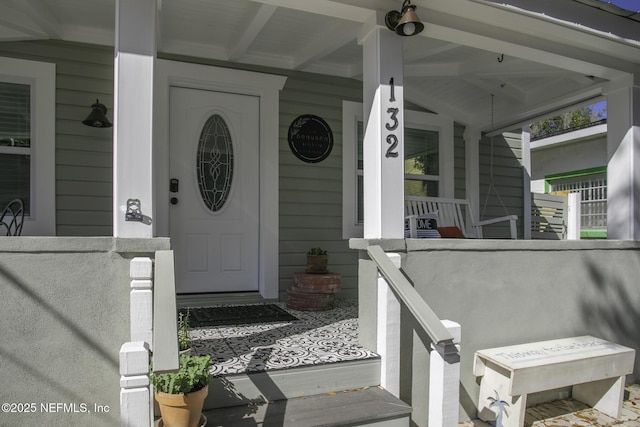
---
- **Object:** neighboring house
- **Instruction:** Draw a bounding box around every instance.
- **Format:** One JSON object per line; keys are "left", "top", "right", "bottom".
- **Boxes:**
{"left": 530, "top": 121, "right": 608, "bottom": 239}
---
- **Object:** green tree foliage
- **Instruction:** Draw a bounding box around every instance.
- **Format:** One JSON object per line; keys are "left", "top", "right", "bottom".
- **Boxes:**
{"left": 530, "top": 106, "right": 605, "bottom": 139}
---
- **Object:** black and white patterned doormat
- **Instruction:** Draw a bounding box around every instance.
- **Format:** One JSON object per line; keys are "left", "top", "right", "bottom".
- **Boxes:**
{"left": 180, "top": 304, "right": 298, "bottom": 328}
{"left": 188, "top": 300, "right": 379, "bottom": 375}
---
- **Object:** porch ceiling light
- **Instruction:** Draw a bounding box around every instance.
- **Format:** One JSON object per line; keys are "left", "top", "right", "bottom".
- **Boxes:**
{"left": 82, "top": 99, "right": 112, "bottom": 128}
{"left": 385, "top": 0, "right": 424, "bottom": 37}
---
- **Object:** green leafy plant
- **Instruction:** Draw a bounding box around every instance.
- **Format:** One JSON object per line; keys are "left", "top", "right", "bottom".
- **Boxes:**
{"left": 307, "top": 247, "right": 327, "bottom": 256}
{"left": 178, "top": 309, "right": 191, "bottom": 351}
{"left": 150, "top": 354, "right": 212, "bottom": 395}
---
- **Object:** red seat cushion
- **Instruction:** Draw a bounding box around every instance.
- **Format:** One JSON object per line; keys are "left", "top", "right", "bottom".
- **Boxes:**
{"left": 437, "top": 226, "right": 465, "bottom": 238}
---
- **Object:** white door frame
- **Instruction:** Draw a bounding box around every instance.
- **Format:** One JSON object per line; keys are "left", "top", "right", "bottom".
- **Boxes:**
{"left": 154, "top": 60, "right": 287, "bottom": 299}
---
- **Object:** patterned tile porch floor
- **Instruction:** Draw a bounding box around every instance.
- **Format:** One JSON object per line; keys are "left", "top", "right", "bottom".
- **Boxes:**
{"left": 459, "top": 384, "right": 640, "bottom": 427}
{"left": 187, "top": 299, "right": 639, "bottom": 427}
{"left": 187, "top": 299, "right": 379, "bottom": 376}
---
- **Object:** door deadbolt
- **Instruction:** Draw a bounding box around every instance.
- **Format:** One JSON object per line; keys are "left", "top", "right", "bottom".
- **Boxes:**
{"left": 170, "top": 197, "right": 178, "bottom": 205}
{"left": 170, "top": 178, "right": 179, "bottom": 193}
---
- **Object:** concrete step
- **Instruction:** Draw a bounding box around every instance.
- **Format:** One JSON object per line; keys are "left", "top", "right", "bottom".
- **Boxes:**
{"left": 203, "top": 386, "right": 411, "bottom": 427}
{"left": 205, "top": 358, "right": 381, "bottom": 410}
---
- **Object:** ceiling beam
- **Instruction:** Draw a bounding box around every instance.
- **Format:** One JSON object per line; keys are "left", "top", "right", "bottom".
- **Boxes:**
{"left": 404, "top": 62, "right": 458, "bottom": 78}
{"left": 417, "top": 9, "right": 631, "bottom": 81}
{"left": 10, "top": 0, "right": 62, "bottom": 39}
{"left": 0, "top": 4, "right": 48, "bottom": 40}
{"left": 250, "top": 0, "right": 374, "bottom": 23}
{"left": 228, "top": 4, "right": 278, "bottom": 62}
{"left": 458, "top": 54, "right": 571, "bottom": 79}
{"left": 293, "top": 27, "right": 357, "bottom": 70}
{"left": 414, "top": 0, "right": 637, "bottom": 78}
{"left": 463, "top": 76, "right": 527, "bottom": 104}
{"left": 402, "top": 41, "right": 460, "bottom": 63}
{"left": 405, "top": 87, "right": 475, "bottom": 125}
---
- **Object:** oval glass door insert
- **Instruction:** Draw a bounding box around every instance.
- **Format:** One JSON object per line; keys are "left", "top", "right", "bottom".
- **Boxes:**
{"left": 197, "top": 114, "right": 234, "bottom": 212}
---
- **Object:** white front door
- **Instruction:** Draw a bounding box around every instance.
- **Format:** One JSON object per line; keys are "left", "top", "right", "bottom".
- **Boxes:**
{"left": 169, "top": 87, "right": 260, "bottom": 293}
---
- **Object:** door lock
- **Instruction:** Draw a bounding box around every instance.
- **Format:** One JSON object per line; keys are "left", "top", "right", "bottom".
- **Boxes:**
{"left": 170, "top": 197, "right": 178, "bottom": 205}
{"left": 170, "top": 178, "right": 179, "bottom": 193}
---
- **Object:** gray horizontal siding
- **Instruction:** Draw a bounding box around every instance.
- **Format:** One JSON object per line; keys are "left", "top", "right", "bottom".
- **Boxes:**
{"left": 278, "top": 70, "right": 362, "bottom": 299}
{"left": 454, "top": 123, "right": 466, "bottom": 199}
{"left": 0, "top": 40, "right": 114, "bottom": 236}
{"left": 478, "top": 131, "right": 524, "bottom": 238}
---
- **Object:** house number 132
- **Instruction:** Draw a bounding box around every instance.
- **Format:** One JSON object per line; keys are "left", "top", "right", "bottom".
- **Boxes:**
{"left": 385, "top": 78, "right": 399, "bottom": 158}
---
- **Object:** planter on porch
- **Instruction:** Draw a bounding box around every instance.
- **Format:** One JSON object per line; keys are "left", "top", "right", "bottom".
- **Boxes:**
{"left": 151, "top": 354, "right": 212, "bottom": 427}
{"left": 155, "top": 387, "right": 208, "bottom": 427}
{"left": 305, "top": 247, "right": 328, "bottom": 274}
{"left": 178, "top": 309, "right": 192, "bottom": 356}
{"left": 288, "top": 248, "right": 341, "bottom": 311}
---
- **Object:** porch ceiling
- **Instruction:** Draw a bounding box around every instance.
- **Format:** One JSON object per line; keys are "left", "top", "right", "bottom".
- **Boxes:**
{"left": 1, "top": 0, "right": 638, "bottom": 131}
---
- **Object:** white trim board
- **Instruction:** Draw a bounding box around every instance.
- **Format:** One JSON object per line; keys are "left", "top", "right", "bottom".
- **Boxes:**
{"left": 0, "top": 57, "right": 56, "bottom": 235}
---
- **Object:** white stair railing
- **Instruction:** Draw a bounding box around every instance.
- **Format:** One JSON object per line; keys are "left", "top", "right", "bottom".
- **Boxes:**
{"left": 367, "top": 245, "right": 461, "bottom": 427}
{"left": 120, "top": 251, "right": 179, "bottom": 427}
{"left": 120, "top": 256, "right": 154, "bottom": 427}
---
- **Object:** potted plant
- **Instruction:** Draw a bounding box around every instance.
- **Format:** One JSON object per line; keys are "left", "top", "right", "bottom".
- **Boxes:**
{"left": 306, "top": 247, "right": 328, "bottom": 273}
{"left": 151, "top": 354, "right": 212, "bottom": 427}
{"left": 178, "top": 309, "right": 191, "bottom": 355}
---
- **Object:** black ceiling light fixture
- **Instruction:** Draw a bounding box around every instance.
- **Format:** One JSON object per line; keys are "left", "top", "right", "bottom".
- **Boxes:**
{"left": 385, "top": 0, "right": 424, "bottom": 37}
{"left": 82, "top": 99, "right": 112, "bottom": 128}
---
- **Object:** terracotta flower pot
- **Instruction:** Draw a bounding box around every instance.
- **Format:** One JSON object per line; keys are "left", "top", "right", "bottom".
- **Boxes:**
{"left": 306, "top": 255, "right": 328, "bottom": 273}
{"left": 155, "top": 385, "right": 208, "bottom": 427}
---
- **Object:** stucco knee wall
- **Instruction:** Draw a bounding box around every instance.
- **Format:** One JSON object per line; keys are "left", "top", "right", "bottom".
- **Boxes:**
{"left": 405, "top": 239, "right": 640, "bottom": 420}
{"left": 0, "top": 237, "right": 169, "bottom": 427}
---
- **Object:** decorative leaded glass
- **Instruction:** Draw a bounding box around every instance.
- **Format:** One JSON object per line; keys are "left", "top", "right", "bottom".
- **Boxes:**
{"left": 197, "top": 114, "right": 234, "bottom": 212}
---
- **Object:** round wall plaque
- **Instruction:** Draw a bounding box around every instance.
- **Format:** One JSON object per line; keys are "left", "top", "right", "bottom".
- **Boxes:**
{"left": 287, "top": 114, "right": 333, "bottom": 163}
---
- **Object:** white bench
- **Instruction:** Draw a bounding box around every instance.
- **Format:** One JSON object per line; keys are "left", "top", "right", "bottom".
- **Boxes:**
{"left": 405, "top": 196, "right": 518, "bottom": 239}
{"left": 473, "top": 336, "right": 635, "bottom": 427}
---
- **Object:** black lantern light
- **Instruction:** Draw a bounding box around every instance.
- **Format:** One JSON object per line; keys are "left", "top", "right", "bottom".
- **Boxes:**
{"left": 82, "top": 99, "right": 112, "bottom": 128}
{"left": 385, "top": 0, "right": 424, "bottom": 37}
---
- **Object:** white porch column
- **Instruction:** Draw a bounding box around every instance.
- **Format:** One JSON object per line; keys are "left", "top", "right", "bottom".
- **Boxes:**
{"left": 464, "top": 128, "right": 481, "bottom": 223}
{"left": 359, "top": 15, "right": 405, "bottom": 238}
{"left": 521, "top": 127, "right": 532, "bottom": 240}
{"left": 113, "top": 0, "right": 157, "bottom": 237}
{"left": 606, "top": 74, "right": 640, "bottom": 240}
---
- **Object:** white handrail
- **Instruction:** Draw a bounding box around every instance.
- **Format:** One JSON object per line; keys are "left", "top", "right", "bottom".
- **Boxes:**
{"left": 152, "top": 250, "right": 180, "bottom": 372}
{"left": 366, "top": 245, "right": 460, "bottom": 427}
{"left": 367, "top": 245, "right": 454, "bottom": 346}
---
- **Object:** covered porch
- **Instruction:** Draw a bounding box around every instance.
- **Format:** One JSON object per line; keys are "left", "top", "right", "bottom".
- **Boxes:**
{"left": 1, "top": 1, "right": 640, "bottom": 426}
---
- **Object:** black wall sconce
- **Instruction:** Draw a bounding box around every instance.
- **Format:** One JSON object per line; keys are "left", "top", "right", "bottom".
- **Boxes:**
{"left": 82, "top": 99, "right": 112, "bottom": 128}
{"left": 385, "top": 0, "right": 424, "bottom": 36}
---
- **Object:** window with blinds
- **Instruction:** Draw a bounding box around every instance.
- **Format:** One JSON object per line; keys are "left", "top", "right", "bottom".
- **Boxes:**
{"left": 0, "top": 82, "right": 31, "bottom": 215}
